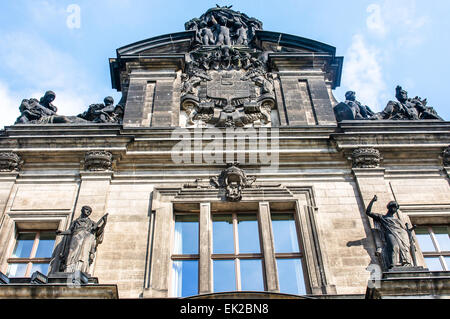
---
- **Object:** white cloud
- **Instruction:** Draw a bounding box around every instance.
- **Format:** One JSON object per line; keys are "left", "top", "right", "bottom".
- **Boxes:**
{"left": 0, "top": 31, "right": 103, "bottom": 128}
{"left": 366, "top": 0, "right": 429, "bottom": 43}
{"left": 342, "top": 34, "right": 388, "bottom": 112}
{"left": 0, "top": 82, "right": 20, "bottom": 129}
{"left": 366, "top": 4, "right": 387, "bottom": 37}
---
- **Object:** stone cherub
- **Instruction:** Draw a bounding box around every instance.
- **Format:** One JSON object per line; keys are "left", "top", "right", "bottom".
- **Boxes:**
{"left": 365, "top": 195, "right": 416, "bottom": 270}
{"left": 55, "top": 206, "right": 108, "bottom": 274}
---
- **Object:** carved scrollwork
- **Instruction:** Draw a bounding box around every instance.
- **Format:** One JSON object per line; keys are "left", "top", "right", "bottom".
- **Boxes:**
{"left": 443, "top": 146, "right": 450, "bottom": 167}
{"left": 84, "top": 151, "right": 113, "bottom": 172}
{"left": 0, "top": 152, "right": 23, "bottom": 172}
{"left": 181, "top": 47, "right": 276, "bottom": 128}
{"left": 185, "top": 6, "right": 263, "bottom": 47}
{"left": 351, "top": 148, "right": 382, "bottom": 169}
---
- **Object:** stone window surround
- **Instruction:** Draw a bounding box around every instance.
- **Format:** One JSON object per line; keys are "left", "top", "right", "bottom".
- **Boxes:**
{"left": 403, "top": 207, "right": 450, "bottom": 270}
{"left": 143, "top": 185, "right": 337, "bottom": 298}
{"left": 171, "top": 208, "right": 305, "bottom": 296}
{"left": 0, "top": 214, "right": 69, "bottom": 276}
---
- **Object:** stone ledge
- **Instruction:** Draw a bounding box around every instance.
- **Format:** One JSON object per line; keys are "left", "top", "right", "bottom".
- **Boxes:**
{"left": 366, "top": 271, "right": 450, "bottom": 299}
{"left": 0, "top": 284, "right": 118, "bottom": 299}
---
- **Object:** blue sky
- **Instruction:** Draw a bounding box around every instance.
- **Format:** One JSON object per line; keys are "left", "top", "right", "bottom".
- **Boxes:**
{"left": 0, "top": 0, "right": 449, "bottom": 128}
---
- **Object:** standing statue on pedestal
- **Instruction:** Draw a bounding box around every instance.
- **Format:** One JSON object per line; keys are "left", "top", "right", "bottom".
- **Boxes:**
{"left": 365, "top": 195, "right": 414, "bottom": 270}
{"left": 56, "top": 206, "right": 108, "bottom": 274}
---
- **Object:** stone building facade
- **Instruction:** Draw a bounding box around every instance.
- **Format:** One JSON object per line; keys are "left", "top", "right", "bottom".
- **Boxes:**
{"left": 0, "top": 7, "right": 449, "bottom": 299}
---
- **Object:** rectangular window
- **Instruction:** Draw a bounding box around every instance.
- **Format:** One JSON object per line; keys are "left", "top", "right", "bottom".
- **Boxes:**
{"left": 7, "top": 231, "right": 56, "bottom": 277}
{"left": 212, "top": 213, "right": 264, "bottom": 292}
{"left": 171, "top": 214, "right": 199, "bottom": 297}
{"left": 415, "top": 225, "right": 450, "bottom": 271}
{"left": 272, "top": 213, "right": 307, "bottom": 295}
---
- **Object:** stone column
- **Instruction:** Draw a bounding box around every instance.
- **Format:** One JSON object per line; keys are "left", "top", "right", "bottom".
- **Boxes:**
{"left": 199, "top": 202, "right": 212, "bottom": 294}
{"left": 0, "top": 172, "right": 19, "bottom": 269}
{"left": 146, "top": 201, "right": 173, "bottom": 298}
{"left": 258, "top": 202, "right": 279, "bottom": 292}
{"left": 0, "top": 172, "right": 19, "bottom": 225}
{"left": 122, "top": 70, "right": 180, "bottom": 128}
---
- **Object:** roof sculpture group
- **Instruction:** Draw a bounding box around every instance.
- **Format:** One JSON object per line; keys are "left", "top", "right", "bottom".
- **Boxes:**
{"left": 334, "top": 86, "right": 443, "bottom": 122}
{"left": 10, "top": 6, "right": 445, "bottom": 126}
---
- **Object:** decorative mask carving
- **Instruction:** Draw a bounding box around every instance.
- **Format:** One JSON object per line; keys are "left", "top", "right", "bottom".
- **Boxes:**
{"left": 211, "top": 162, "right": 256, "bottom": 201}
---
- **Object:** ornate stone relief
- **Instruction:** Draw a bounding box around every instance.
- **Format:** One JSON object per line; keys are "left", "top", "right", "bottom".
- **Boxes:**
{"left": 0, "top": 152, "right": 23, "bottom": 172}
{"left": 181, "top": 46, "right": 276, "bottom": 128}
{"left": 185, "top": 5, "right": 263, "bottom": 47}
{"left": 210, "top": 162, "right": 256, "bottom": 201}
{"left": 351, "top": 148, "right": 382, "bottom": 169}
{"left": 84, "top": 151, "right": 113, "bottom": 171}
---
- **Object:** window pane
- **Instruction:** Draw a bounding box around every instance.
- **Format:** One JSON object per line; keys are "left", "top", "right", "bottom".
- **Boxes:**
{"left": 424, "top": 257, "right": 444, "bottom": 271}
{"left": 35, "top": 233, "right": 56, "bottom": 258}
{"left": 272, "top": 214, "right": 300, "bottom": 253}
{"left": 432, "top": 227, "right": 450, "bottom": 251}
{"left": 213, "top": 260, "right": 236, "bottom": 292}
{"left": 172, "top": 260, "right": 198, "bottom": 297}
{"left": 415, "top": 228, "right": 436, "bottom": 252}
{"left": 7, "top": 263, "right": 28, "bottom": 277}
{"left": 213, "top": 215, "right": 234, "bottom": 254}
{"left": 277, "top": 259, "right": 307, "bottom": 295}
{"left": 445, "top": 257, "right": 450, "bottom": 271}
{"left": 237, "top": 214, "right": 260, "bottom": 254}
{"left": 30, "top": 263, "right": 50, "bottom": 276}
{"left": 174, "top": 215, "right": 199, "bottom": 255}
{"left": 240, "top": 259, "right": 264, "bottom": 291}
{"left": 12, "top": 233, "right": 36, "bottom": 258}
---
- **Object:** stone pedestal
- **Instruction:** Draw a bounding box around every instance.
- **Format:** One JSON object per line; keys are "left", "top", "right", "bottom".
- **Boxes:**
{"left": 366, "top": 270, "right": 450, "bottom": 299}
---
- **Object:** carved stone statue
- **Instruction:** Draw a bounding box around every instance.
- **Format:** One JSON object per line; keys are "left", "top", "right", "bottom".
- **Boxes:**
{"left": 56, "top": 206, "right": 108, "bottom": 274}
{"left": 15, "top": 91, "right": 88, "bottom": 125}
{"left": 78, "top": 97, "right": 124, "bottom": 124}
{"left": 185, "top": 6, "right": 263, "bottom": 47}
{"left": 334, "top": 91, "right": 375, "bottom": 122}
{"left": 372, "top": 86, "right": 443, "bottom": 121}
{"left": 366, "top": 195, "right": 414, "bottom": 270}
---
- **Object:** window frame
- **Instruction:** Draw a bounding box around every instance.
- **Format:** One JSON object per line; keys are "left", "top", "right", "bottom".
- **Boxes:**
{"left": 7, "top": 230, "right": 56, "bottom": 277}
{"left": 169, "top": 205, "right": 312, "bottom": 296}
{"left": 210, "top": 211, "right": 266, "bottom": 292}
{"left": 170, "top": 212, "right": 201, "bottom": 297}
{"left": 414, "top": 224, "right": 450, "bottom": 271}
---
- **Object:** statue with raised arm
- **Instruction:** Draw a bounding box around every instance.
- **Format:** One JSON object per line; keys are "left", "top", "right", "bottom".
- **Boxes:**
{"left": 372, "top": 86, "right": 443, "bottom": 121}
{"left": 365, "top": 195, "right": 413, "bottom": 269}
{"left": 56, "top": 206, "right": 108, "bottom": 274}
